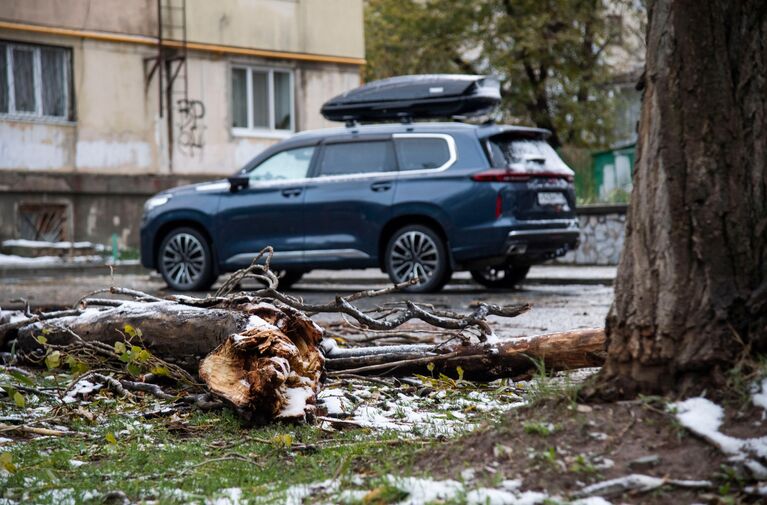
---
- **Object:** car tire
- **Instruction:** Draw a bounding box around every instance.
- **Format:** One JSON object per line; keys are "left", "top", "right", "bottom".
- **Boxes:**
{"left": 385, "top": 225, "right": 452, "bottom": 293}
{"left": 277, "top": 270, "right": 304, "bottom": 290}
{"left": 470, "top": 264, "right": 530, "bottom": 289}
{"left": 158, "top": 227, "right": 217, "bottom": 291}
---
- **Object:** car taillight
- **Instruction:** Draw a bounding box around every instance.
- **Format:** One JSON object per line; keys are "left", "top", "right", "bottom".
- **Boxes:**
{"left": 495, "top": 192, "right": 503, "bottom": 219}
{"left": 471, "top": 169, "right": 573, "bottom": 183}
{"left": 471, "top": 169, "right": 530, "bottom": 182}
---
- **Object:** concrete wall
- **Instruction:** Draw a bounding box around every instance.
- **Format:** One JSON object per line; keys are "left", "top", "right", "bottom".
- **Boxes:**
{"left": 0, "top": 0, "right": 364, "bottom": 245}
{"left": 0, "top": 0, "right": 363, "bottom": 176}
{"left": 558, "top": 205, "right": 627, "bottom": 265}
{"left": 1, "top": 0, "right": 364, "bottom": 59}
{"left": 0, "top": 0, "right": 158, "bottom": 36}
{"left": 0, "top": 171, "right": 212, "bottom": 249}
{"left": 185, "top": 0, "right": 364, "bottom": 59}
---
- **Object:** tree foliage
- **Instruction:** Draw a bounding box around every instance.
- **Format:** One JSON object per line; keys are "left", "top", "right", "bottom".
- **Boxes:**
{"left": 365, "top": 0, "right": 643, "bottom": 148}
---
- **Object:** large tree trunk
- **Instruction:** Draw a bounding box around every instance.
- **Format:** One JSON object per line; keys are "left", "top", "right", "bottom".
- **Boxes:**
{"left": 594, "top": 0, "right": 767, "bottom": 398}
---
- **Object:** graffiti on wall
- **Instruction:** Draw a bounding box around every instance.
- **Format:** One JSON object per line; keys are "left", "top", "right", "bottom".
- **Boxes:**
{"left": 176, "top": 98, "right": 206, "bottom": 156}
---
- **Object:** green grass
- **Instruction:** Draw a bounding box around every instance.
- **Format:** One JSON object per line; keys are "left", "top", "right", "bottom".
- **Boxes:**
{"left": 522, "top": 421, "right": 555, "bottom": 437}
{"left": 1, "top": 408, "right": 433, "bottom": 504}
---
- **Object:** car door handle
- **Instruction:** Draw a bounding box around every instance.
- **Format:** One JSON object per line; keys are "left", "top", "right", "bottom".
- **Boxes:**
{"left": 370, "top": 181, "right": 393, "bottom": 192}
{"left": 281, "top": 188, "right": 302, "bottom": 198}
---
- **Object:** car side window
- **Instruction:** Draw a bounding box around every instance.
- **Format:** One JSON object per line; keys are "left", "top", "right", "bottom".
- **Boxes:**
{"left": 247, "top": 146, "right": 315, "bottom": 182}
{"left": 318, "top": 141, "right": 396, "bottom": 177}
{"left": 394, "top": 137, "right": 451, "bottom": 171}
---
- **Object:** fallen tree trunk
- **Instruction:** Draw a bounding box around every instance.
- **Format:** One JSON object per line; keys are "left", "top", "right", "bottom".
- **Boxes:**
{"left": 0, "top": 249, "right": 605, "bottom": 422}
{"left": 323, "top": 328, "right": 606, "bottom": 380}
{"left": 14, "top": 301, "right": 247, "bottom": 371}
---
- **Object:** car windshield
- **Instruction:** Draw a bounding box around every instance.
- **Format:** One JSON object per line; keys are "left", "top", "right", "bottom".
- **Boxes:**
{"left": 487, "top": 137, "right": 571, "bottom": 173}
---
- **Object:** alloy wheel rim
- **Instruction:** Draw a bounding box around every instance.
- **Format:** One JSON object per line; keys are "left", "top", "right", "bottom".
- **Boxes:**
{"left": 161, "top": 233, "right": 206, "bottom": 288}
{"left": 390, "top": 231, "right": 439, "bottom": 284}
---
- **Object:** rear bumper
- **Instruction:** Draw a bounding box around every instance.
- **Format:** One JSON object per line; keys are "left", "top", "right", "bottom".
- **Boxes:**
{"left": 504, "top": 219, "right": 580, "bottom": 259}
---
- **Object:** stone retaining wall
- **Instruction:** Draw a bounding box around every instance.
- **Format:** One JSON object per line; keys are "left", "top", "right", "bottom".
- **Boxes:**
{"left": 557, "top": 204, "right": 627, "bottom": 265}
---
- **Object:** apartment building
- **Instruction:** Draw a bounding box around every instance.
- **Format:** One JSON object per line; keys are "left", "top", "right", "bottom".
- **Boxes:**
{"left": 0, "top": 0, "right": 364, "bottom": 247}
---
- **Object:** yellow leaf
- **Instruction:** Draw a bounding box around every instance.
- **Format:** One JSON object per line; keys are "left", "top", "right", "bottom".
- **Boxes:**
{"left": 426, "top": 362, "right": 435, "bottom": 372}
{"left": 123, "top": 324, "right": 136, "bottom": 338}
{"left": 13, "top": 392, "right": 25, "bottom": 408}
{"left": 456, "top": 366, "right": 465, "bottom": 381}
{"left": 0, "top": 452, "right": 16, "bottom": 473}
{"left": 105, "top": 432, "right": 117, "bottom": 445}
{"left": 114, "top": 341, "right": 126, "bottom": 354}
{"left": 271, "top": 433, "right": 293, "bottom": 447}
{"left": 35, "top": 335, "right": 47, "bottom": 345}
{"left": 150, "top": 366, "right": 169, "bottom": 377}
{"left": 45, "top": 350, "right": 61, "bottom": 370}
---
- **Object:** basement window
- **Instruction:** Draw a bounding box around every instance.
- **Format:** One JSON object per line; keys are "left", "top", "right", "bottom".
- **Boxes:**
{"left": 0, "top": 41, "right": 73, "bottom": 121}
{"left": 17, "top": 203, "right": 69, "bottom": 242}
{"left": 231, "top": 66, "right": 293, "bottom": 135}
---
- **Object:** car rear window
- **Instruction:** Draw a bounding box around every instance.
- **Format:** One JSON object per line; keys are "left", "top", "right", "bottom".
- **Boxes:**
{"left": 486, "top": 137, "right": 570, "bottom": 172}
{"left": 318, "top": 141, "right": 396, "bottom": 176}
{"left": 394, "top": 137, "right": 451, "bottom": 171}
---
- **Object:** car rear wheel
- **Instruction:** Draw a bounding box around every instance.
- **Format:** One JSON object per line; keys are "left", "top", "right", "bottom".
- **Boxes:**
{"left": 470, "top": 264, "right": 530, "bottom": 289}
{"left": 158, "top": 227, "right": 216, "bottom": 291}
{"left": 276, "top": 270, "right": 304, "bottom": 290}
{"left": 385, "top": 225, "right": 451, "bottom": 293}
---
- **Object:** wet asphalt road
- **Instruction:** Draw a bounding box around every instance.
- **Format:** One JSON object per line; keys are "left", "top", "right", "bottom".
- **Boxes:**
{"left": 0, "top": 269, "right": 612, "bottom": 338}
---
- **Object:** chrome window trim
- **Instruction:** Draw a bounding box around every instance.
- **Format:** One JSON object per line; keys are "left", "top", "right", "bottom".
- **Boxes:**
{"left": 234, "top": 133, "right": 458, "bottom": 189}
{"left": 225, "top": 248, "right": 370, "bottom": 265}
{"left": 391, "top": 133, "right": 457, "bottom": 175}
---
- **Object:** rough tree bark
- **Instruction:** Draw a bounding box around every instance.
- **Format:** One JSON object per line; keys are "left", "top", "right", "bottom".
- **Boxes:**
{"left": 593, "top": 0, "right": 767, "bottom": 398}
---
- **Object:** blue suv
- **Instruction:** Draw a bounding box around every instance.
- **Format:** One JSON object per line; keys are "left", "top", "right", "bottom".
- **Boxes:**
{"left": 140, "top": 122, "right": 579, "bottom": 292}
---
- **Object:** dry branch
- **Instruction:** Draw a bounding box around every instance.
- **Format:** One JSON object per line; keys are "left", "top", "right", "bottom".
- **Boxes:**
{"left": 323, "top": 328, "right": 606, "bottom": 380}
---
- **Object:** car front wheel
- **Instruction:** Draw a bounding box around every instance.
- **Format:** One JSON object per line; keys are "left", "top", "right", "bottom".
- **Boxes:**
{"left": 470, "top": 264, "right": 530, "bottom": 289}
{"left": 385, "top": 225, "right": 451, "bottom": 293}
{"left": 158, "top": 227, "right": 216, "bottom": 291}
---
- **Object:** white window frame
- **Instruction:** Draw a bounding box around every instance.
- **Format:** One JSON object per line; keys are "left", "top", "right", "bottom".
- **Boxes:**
{"left": 231, "top": 65, "right": 294, "bottom": 138}
{"left": 1, "top": 42, "right": 72, "bottom": 122}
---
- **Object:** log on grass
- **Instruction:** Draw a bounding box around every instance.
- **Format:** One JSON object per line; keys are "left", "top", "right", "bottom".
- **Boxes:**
{"left": 13, "top": 301, "right": 247, "bottom": 370}
{"left": 8, "top": 299, "right": 326, "bottom": 421}
{"left": 324, "top": 327, "right": 606, "bottom": 380}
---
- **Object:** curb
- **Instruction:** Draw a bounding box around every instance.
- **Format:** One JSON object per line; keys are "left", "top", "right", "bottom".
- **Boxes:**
{"left": 0, "top": 261, "right": 149, "bottom": 279}
{"left": 1, "top": 263, "right": 614, "bottom": 287}
{"left": 299, "top": 277, "right": 613, "bottom": 287}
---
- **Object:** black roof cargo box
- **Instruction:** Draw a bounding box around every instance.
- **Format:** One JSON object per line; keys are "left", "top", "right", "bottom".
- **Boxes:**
{"left": 321, "top": 74, "right": 501, "bottom": 123}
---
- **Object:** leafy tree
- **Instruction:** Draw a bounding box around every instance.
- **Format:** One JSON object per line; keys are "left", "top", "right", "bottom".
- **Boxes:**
{"left": 364, "top": 0, "right": 642, "bottom": 148}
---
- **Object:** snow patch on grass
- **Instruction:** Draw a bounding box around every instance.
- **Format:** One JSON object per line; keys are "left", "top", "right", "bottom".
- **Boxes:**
{"left": 206, "top": 487, "right": 242, "bottom": 505}
{"left": 318, "top": 377, "right": 524, "bottom": 436}
{"left": 386, "top": 476, "right": 464, "bottom": 504}
{"left": 671, "top": 394, "right": 767, "bottom": 478}
{"left": 751, "top": 377, "right": 767, "bottom": 411}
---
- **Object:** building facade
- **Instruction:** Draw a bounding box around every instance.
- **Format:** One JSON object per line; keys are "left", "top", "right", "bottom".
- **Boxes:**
{"left": 0, "top": 0, "right": 364, "bottom": 248}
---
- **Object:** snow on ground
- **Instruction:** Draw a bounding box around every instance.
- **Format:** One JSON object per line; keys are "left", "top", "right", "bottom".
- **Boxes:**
{"left": 1, "top": 239, "right": 106, "bottom": 251}
{"left": 258, "top": 474, "right": 608, "bottom": 505}
{"left": 0, "top": 254, "right": 105, "bottom": 266}
{"left": 752, "top": 377, "right": 767, "bottom": 412}
{"left": 317, "top": 377, "right": 526, "bottom": 437}
{"left": 671, "top": 383, "right": 767, "bottom": 479}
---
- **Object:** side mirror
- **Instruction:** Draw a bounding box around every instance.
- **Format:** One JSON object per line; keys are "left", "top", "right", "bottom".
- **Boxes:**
{"left": 228, "top": 175, "right": 250, "bottom": 192}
